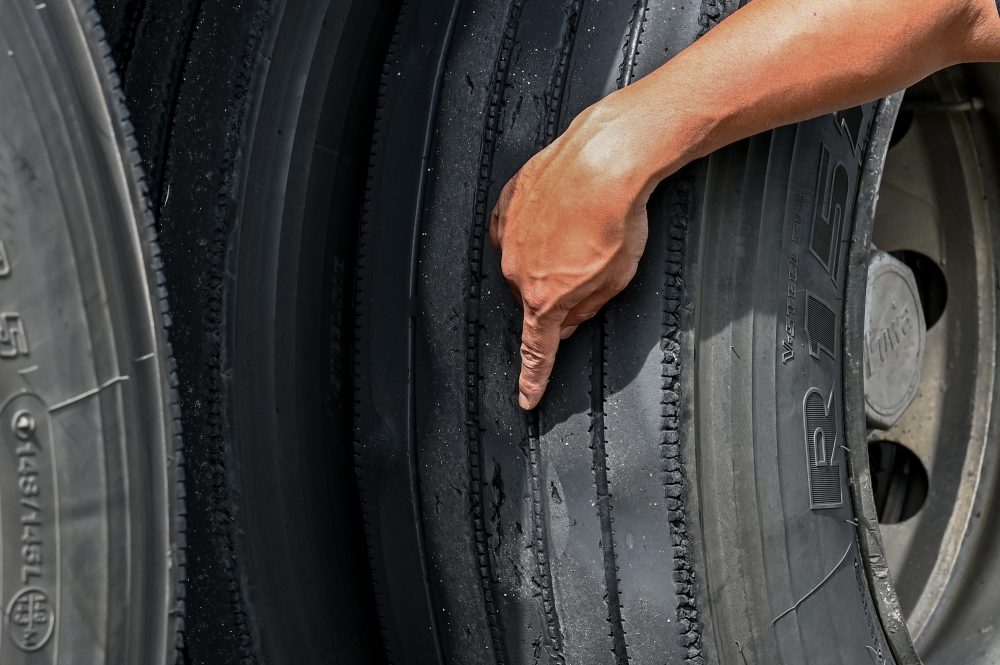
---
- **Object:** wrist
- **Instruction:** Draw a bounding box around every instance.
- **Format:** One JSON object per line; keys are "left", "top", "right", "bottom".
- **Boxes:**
{"left": 584, "top": 72, "right": 721, "bottom": 199}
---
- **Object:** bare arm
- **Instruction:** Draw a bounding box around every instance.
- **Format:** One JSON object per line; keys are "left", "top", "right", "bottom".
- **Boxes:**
{"left": 489, "top": 0, "right": 1000, "bottom": 410}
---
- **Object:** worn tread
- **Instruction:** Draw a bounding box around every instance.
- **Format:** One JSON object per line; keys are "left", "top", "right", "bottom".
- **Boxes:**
{"left": 357, "top": 1, "right": 709, "bottom": 663}
{"left": 464, "top": 3, "right": 527, "bottom": 662}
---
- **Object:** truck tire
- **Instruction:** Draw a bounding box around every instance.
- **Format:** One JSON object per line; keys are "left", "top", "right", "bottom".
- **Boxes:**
{"left": 0, "top": 0, "right": 183, "bottom": 662}
{"left": 92, "top": 0, "right": 400, "bottom": 661}
{"left": 356, "top": 1, "right": 910, "bottom": 663}
{"left": 92, "top": 0, "right": 1000, "bottom": 663}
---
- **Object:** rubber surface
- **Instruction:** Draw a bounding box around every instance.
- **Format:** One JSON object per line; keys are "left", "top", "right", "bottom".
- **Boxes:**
{"left": 94, "top": 0, "right": 400, "bottom": 661}
{"left": 359, "top": 1, "right": 899, "bottom": 663}
{"left": 843, "top": 92, "right": 921, "bottom": 665}
{"left": 0, "top": 0, "right": 182, "bottom": 661}
{"left": 93, "top": 0, "right": 201, "bottom": 211}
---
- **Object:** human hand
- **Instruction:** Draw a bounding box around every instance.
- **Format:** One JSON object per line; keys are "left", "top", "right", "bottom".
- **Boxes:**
{"left": 489, "top": 99, "right": 655, "bottom": 410}
{"left": 489, "top": 0, "right": 1000, "bottom": 413}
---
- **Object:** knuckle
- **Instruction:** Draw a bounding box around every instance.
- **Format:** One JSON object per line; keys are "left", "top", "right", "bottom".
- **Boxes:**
{"left": 489, "top": 222, "right": 504, "bottom": 249}
{"left": 520, "top": 289, "right": 551, "bottom": 314}
{"left": 611, "top": 275, "right": 632, "bottom": 296}
{"left": 501, "top": 259, "right": 518, "bottom": 283}
{"left": 499, "top": 175, "right": 520, "bottom": 209}
{"left": 508, "top": 166, "right": 526, "bottom": 189}
{"left": 520, "top": 342, "right": 548, "bottom": 372}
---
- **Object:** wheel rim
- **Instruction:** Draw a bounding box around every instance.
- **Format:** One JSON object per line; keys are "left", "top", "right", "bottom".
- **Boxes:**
{"left": 859, "top": 67, "right": 1000, "bottom": 662}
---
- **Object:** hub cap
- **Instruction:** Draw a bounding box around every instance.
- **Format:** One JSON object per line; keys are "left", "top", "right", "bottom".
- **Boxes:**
{"left": 864, "top": 249, "right": 926, "bottom": 429}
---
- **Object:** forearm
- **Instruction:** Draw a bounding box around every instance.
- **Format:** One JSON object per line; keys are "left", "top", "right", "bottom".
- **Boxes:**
{"left": 491, "top": 0, "right": 1000, "bottom": 410}
{"left": 585, "top": 0, "right": 1000, "bottom": 196}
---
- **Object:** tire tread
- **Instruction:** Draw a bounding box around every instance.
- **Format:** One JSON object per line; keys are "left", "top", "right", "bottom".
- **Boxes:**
{"left": 81, "top": 4, "right": 186, "bottom": 661}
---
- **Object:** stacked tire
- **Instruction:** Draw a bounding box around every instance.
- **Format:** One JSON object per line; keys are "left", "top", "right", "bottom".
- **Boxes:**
{"left": 18, "top": 0, "right": 1000, "bottom": 663}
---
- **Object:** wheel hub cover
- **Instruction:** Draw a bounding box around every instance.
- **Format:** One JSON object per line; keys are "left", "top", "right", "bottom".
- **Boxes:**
{"left": 864, "top": 249, "right": 926, "bottom": 429}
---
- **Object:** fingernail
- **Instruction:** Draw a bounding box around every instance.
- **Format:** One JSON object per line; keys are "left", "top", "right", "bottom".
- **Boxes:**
{"left": 519, "top": 392, "right": 531, "bottom": 409}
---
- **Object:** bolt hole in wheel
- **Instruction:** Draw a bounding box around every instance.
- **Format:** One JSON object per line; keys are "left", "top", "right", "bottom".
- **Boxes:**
{"left": 888, "top": 250, "right": 948, "bottom": 329}
{"left": 889, "top": 108, "right": 915, "bottom": 148}
{"left": 863, "top": 66, "right": 1000, "bottom": 662}
{"left": 868, "top": 441, "right": 929, "bottom": 524}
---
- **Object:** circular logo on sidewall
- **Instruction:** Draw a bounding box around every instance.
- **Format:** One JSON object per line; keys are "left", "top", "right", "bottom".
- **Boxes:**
{"left": 11, "top": 410, "right": 35, "bottom": 441}
{"left": 5, "top": 587, "right": 54, "bottom": 652}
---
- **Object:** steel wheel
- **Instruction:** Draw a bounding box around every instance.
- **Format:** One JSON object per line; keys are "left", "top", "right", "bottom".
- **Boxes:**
{"left": 864, "top": 65, "right": 1000, "bottom": 663}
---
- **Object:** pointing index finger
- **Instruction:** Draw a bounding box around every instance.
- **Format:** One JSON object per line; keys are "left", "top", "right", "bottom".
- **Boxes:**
{"left": 518, "top": 305, "right": 565, "bottom": 410}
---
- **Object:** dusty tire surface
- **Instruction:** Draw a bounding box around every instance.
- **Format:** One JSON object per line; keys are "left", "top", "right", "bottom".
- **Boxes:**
{"left": 0, "top": 0, "right": 183, "bottom": 662}
{"left": 357, "top": 1, "right": 900, "bottom": 663}
{"left": 94, "top": 0, "right": 399, "bottom": 661}
{"left": 90, "top": 0, "right": 1000, "bottom": 664}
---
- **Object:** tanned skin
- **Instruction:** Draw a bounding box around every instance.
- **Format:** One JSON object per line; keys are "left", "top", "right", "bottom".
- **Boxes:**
{"left": 489, "top": 0, "right": 1000, "bottom": 410}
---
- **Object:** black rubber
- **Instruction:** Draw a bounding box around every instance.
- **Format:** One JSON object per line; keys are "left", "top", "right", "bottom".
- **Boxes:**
{"left": 91, "top": 0, "right": 401, "bottom": 662}
{"left": 92, "top": 0, "right": 202, "bottom": 212}
{"left": 358, "top": 1, "right": 900, "bottom": 663}
{"left": 0, "top": 0, "right": 183, "bottom": 661}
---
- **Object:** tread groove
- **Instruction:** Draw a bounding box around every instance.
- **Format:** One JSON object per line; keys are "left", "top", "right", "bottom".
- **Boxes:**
{"left": 466, "top": 1, "right": 528, "bottom": 662}
{"left": 526, "top": 411, "right": 565, "bottom": 662}
{"left": 526, "top": 3, "right": 589, "bottom": 660}
{"left": 179, "top": 1, "right": 278, "bottom": 660}
{"left": 599, "top": 8, "right": 650, "bottom": 660}
{"left": 618, "top": 0, "right": 648, "bottom": 89}
{"left": 665, "top": 173, "right": 703, "bottom": 663}
{"left": 107, "top": 0, "right": 146, "bottom": 78}
{"left": 592, "top": 317, "right": 630, "bottom": 664}
{"left": 141, "top": 0, "right": 205, "bottom": 215}
{"left": 541, "top": 0, "right": 582, "bottom": 147}
{"left": 356, "top": 4, "right": 409, "bottom": 659}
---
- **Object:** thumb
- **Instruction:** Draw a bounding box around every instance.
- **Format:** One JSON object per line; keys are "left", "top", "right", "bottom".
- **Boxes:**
{"left": 518, "top": 307, "right": 565, "bottom": 410}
